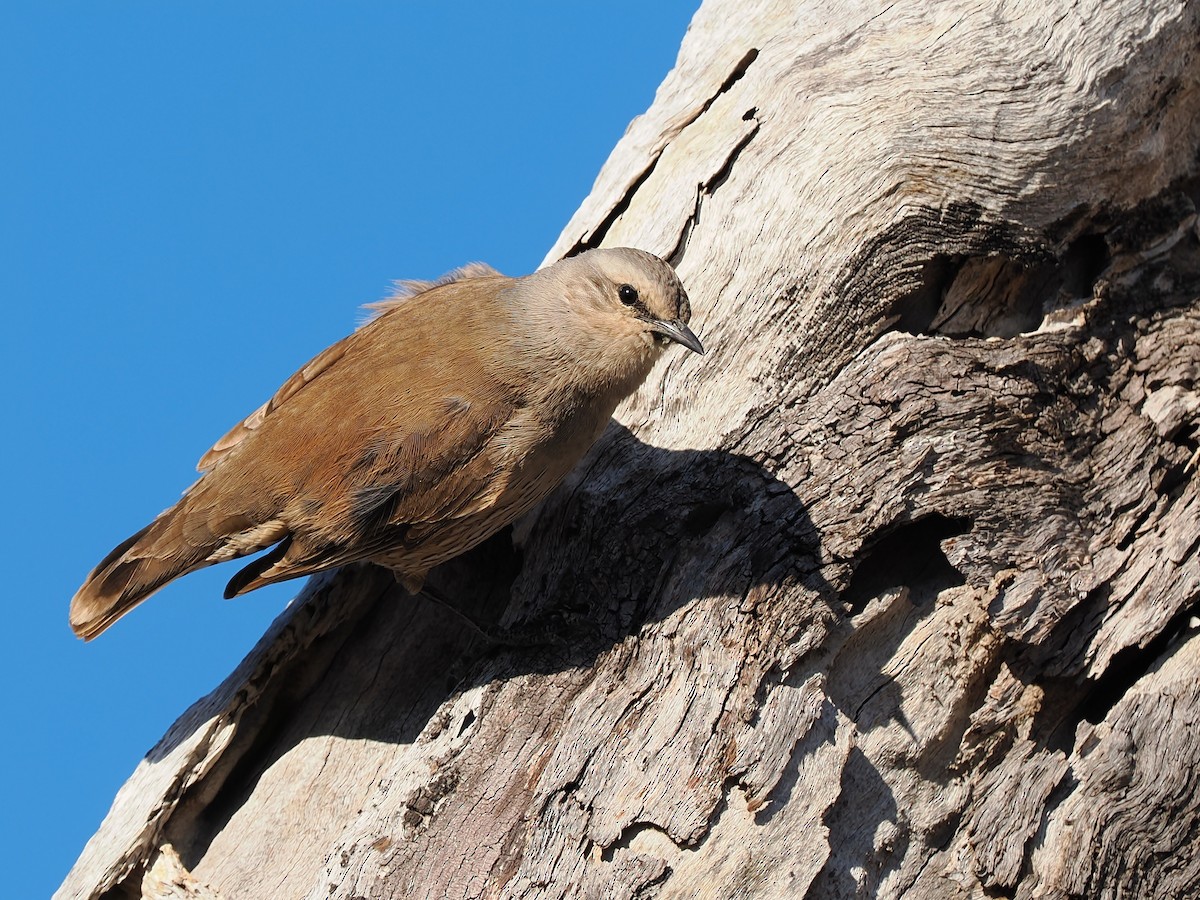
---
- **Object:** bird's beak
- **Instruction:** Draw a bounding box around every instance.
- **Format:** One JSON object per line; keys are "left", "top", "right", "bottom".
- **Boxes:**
{"left": 650, "top": 319, "right": 705, "bottom": 354}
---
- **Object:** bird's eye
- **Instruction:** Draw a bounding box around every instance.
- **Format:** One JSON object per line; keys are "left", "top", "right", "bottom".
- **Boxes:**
{"left": 618, "top": 284, "right": 639, "bottom": 306}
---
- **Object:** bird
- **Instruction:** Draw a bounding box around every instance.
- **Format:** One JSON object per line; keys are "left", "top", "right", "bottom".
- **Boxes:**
{"left": 70, "top": 247, "right": 703, "bottom": 640}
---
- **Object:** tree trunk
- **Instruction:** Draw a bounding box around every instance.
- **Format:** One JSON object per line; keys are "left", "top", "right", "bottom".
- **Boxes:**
{"left": 60, "top": 1, "right": 1200, "bottom": 898}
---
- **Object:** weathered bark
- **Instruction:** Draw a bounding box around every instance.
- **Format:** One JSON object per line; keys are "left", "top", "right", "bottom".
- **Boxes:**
{"left": 61, "top": 1, "right": 1200, "bottom": 898}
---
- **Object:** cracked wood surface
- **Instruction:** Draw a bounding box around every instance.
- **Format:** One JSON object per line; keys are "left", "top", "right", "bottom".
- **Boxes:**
{"left": 59, "top": 1, "right": 1200, "bottom": 898}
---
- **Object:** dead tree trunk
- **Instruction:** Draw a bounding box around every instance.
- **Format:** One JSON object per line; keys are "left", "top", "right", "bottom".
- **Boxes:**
{"left": 60, "top": 1, "right": 1200, "bottom": 898}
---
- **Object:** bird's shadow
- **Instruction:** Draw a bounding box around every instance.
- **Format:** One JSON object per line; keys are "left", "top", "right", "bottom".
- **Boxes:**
{"left": 146, "top": 422, "right": 831, "bottom": 865}
{"left": 437, "top": 420, "right": 830, "bottom": 661}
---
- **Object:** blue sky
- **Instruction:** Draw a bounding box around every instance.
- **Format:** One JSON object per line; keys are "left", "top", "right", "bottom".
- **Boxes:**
{"left": 2, "top": 3, "right": 696, "bottom": 894}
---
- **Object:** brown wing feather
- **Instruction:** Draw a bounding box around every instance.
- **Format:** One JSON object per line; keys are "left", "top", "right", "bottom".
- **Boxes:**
{"left": 198, "top": 339, "right": 352, "bottom": 472}
{"left": 198, "top": 261, "right": 506, "bottom": 474}
{"left": 222, "top": 388, "right": 523, "bottom": 595}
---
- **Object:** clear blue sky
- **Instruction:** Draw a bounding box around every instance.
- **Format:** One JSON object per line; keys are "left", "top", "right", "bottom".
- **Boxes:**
{"left": 2, "top": 3, "right": 696, "bottom": 894}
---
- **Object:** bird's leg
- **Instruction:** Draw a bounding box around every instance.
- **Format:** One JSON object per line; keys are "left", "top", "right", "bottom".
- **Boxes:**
{"left": 412, "top": 581, "right": 558, "bottom": 648}
{"left": 415, "top": 582, "right": 500, "bottom": 642}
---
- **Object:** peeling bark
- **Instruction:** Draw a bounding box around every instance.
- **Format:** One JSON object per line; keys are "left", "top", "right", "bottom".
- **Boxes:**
{"left": 59, "top": 1, "right": 1200, "bottom": 898}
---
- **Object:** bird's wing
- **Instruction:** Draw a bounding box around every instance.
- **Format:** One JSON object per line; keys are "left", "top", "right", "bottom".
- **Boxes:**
{"left": 198, "top": 338, "right": 351, "bottom": 472}
{"left": 222, "top": 381, "right": 528, "bottom": 596}
{"left": 198, "top": 261, "right": 505, "bottom": 474}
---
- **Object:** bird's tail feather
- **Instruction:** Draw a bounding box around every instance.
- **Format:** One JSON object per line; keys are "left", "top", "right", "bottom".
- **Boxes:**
{"left": 69, "top": 502, "right": 218, "bottom": 641}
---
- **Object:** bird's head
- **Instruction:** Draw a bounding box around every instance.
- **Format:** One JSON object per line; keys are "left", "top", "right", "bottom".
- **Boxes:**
{"left": 515, "top": 248, "right": 703, "bottom": 395}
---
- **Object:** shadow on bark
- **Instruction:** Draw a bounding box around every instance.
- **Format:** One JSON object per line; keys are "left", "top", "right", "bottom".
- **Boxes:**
{"left": 137, "top": 423, "right": 836, "bottom": 871}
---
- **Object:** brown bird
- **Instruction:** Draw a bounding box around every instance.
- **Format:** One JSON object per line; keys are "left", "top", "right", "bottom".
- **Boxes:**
{"left": 70, "top": 247, "right": 702, "bottom": 640}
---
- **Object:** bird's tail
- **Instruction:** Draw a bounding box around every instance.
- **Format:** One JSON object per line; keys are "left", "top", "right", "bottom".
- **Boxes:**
{"left": 69, "top": 500, "right": 218, "bottom": 641}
